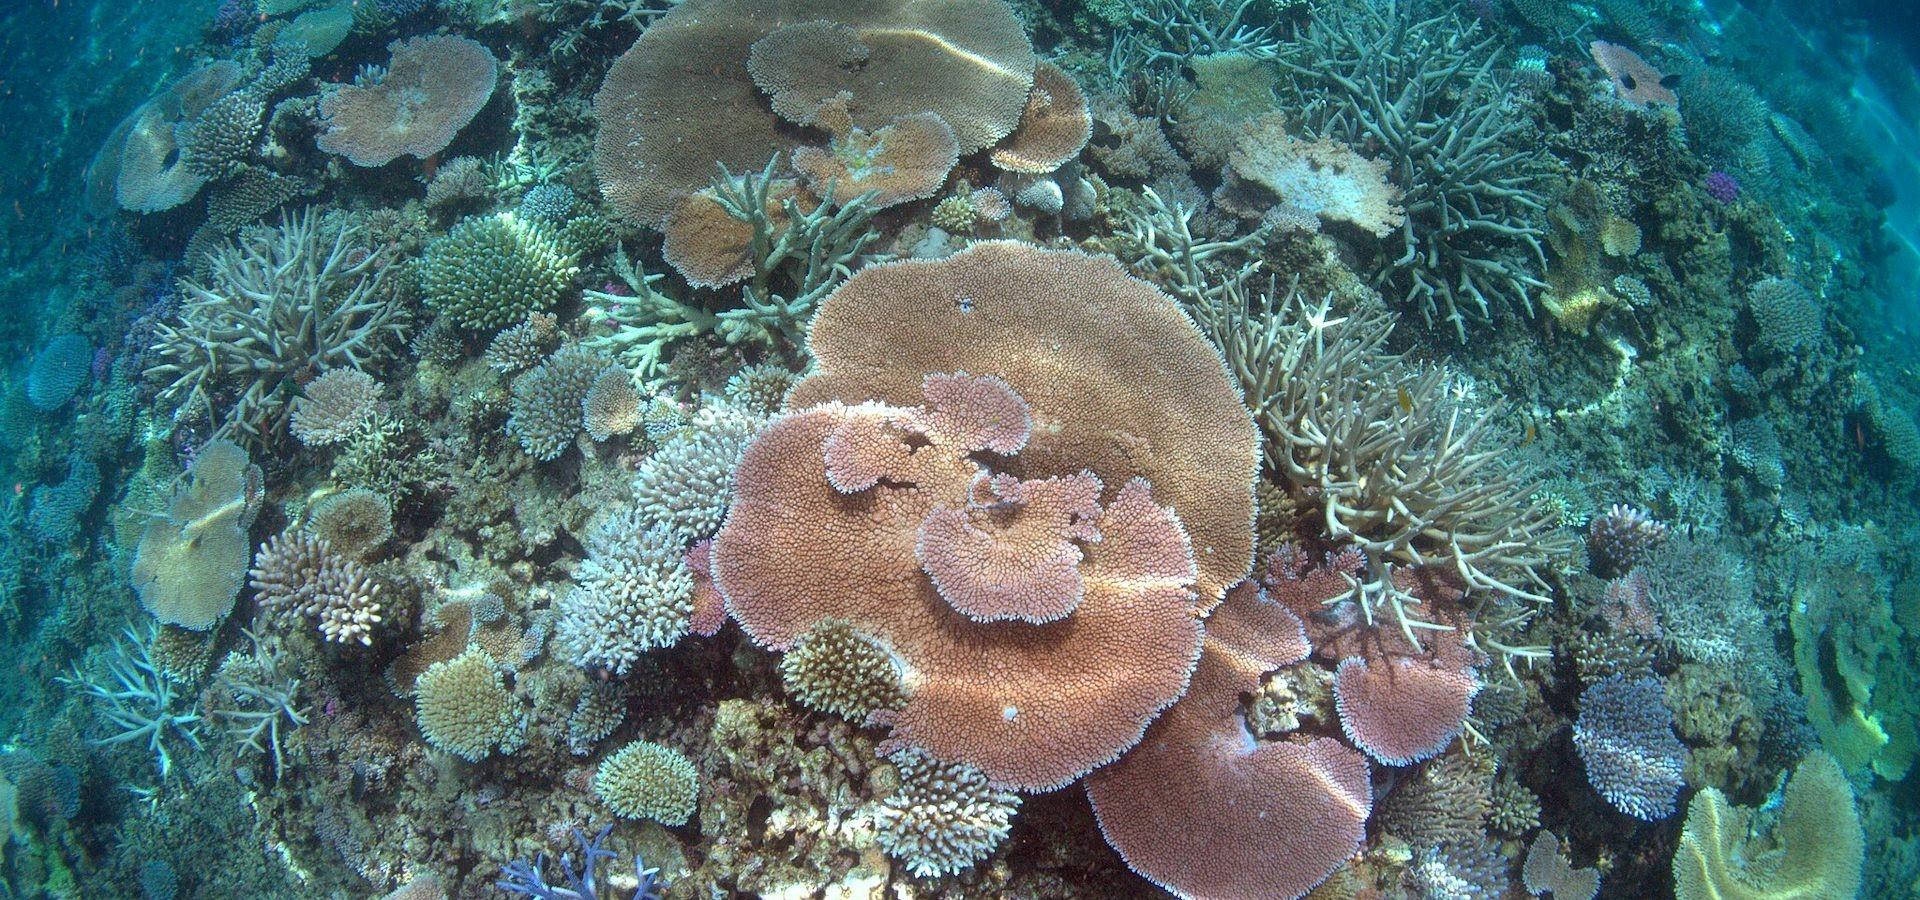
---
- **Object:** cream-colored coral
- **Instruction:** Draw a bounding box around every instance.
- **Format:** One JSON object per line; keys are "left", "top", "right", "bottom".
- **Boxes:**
{"left": 132, "top": 440, "right": 261, "bottom": 631}
{"left": 413, "top": 646, "right": 521, "bottom": 762}
{"left": 594, "top": 740, "right": 699, "bottom": 825}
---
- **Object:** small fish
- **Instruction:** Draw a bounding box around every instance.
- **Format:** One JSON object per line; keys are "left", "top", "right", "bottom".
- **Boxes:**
{"left": 1522, "top": 421, "right": 1538, "bottom": 446}
{"left": 1396, "top": 386, "right": 1414, "bottom": 414}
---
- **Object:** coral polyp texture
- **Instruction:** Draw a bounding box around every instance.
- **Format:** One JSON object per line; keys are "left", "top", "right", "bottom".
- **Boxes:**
{"left": 1574, "top": 674, "right": 1689, "bottom": 821}
{"left": 316, "top": 35, "right": 498, "bottom": 166}
{"left": 555, "top": 513, "right": 695, "bottom": 676}
{"left": 413, "top": 646, "right": 522, "bottom": 762}
{"left": 871, "top": 747, "right": 1021, "bottom": 877}
{"left": 419, "top": 212, "right": 580, "bottom": 330}
{"left": 593, "top": 740, "right": 699, "bottom": 826}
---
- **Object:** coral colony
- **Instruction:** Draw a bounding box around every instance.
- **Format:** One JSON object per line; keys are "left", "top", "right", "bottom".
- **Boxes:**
{"left": 2, "top": 0, "right": 1919, "bottom": 897}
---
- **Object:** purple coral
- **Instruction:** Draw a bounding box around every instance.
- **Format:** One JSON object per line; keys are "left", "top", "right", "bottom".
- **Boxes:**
{"left": 1704, "top": 171, "right": 1740, "bottom": 204}
{"left": 1586, "top": 503, "right": 1669, "bottom": 578}
{"left": 1573, "top": 675, "right": 1686, "bottom": 821}
{"left": 498, "top": 825, "right": 666, "bottom": 900}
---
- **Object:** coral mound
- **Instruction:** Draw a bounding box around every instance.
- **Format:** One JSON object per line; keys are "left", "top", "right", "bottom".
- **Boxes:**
{"left": 316, "top": 35, "right": 498, "bottom": 167}
{"left": 1086, "top": 582, "right": 1371, "bottom": 900}
{"left": 594, "top": 740, "right": 699, "bottom": 826}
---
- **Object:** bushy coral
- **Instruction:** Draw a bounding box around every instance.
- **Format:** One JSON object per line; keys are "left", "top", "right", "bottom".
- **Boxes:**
{"left": 871, "top": 747, "right": 1020, "bottom": 878}
{"left": 248, "top": 530, "right": 385, "bottom": 645}
{"left": 581, "top": 367, "right": 643, "bottom": 442}
{"left": 1746, "top": 277, "right": 1824, "bottom": 354}
{"left": 1586, "top": 503, "right": 1670, "bottom": 578}
{"left": 289, "top": 368, "right": 381, "bottom": 447}
{"left": 778, "top": 620, "right": 907, "bottom": 722}
{"left": 518, "top": 183, "right": 577, "bottom": 222}
{"left": 629, "top": 403, "right": 764, "bottom": 539}
{"left": 178, "top": 89, "right": 263, "bottom": 180}
{"left": 485, "top": 313, "right": 561, "bottom": 374}
{"left": 1574, "top": 674, "right": 1687, "bottom": 821}
{"left": 506, "top": 345, "right": 610, "bottom": 461}
{"left": 555, "top": 512, "right": 694, "bottom": 676}
{"left": 593, "top": 740, "right": 699, "bottom": 825}
{"left": 29, "top": 456, "right": 101, "bottom": 544}
{"left": 413, "top": 645, "right": 522, "bottom": 762}
{"left": 419, "top": 213, "right": 580, "bottom": 330}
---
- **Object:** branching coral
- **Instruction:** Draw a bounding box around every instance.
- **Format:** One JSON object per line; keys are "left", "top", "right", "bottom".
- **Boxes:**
{"left": 419, "top": 212, "right": 580, "bottom": 331}
{"left": 555, "top": 511, "right": 695, "bottom": 676}
{"left": 1275, "top": 0, "right": 1552, "bottom": 339}
{"left": 1127, "top": 0, "right": 1287, "bottom": 62}
{"left": 205, "top": 630, "right": 309, "bottom": 773}
{"left": 1574, "top": 674, "right": 1687, "bottom": 821}
{"left": 584, "top": 160, "right": 878, "bottom": 372}
{"left": 498, "top": 824, "right": 668, "bottom": 900}
{"left": 870, "top": 747, "right": 1021, "bottom": 877}
{"left": 506, "top": 345, "right": 615, "bottom": 461}
{"left": 629, "top": 402, "right": 767, "bottom": 540}
{"left": 249, "top": 530, "right": 385, "bottom": 646}
{"left": 593, "top": 740, "right": 699, "bottom": 825}
{"left": 289, "top": 368, "right": 381, "bottom": 447}
{"left": 147, "top": 210, "right": 405, "bottom": 443}
{"left": 59, "top": 624, "right": 205, "bottom": 779}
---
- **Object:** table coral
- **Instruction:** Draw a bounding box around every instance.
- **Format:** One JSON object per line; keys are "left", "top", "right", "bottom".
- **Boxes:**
{"left": 316, "top": 35, "right": 498, "bottom": 167}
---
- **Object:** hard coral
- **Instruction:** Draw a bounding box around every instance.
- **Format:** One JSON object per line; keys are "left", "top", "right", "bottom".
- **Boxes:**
{"left": 593, "top": 740, "right": 699, "bottom": 826}
{"left": 1086, "top": 582, "right": 1371, "bottom": 900}
{"left": 593, "top": 0, "right": 1034, "bottom": 227}
{"left": 988, "top": 61, "right": 1092, "bottom": 175}
{"left": 789, "top": 241, "right": 1258, "bottom": 604}
{"left": 25, "top": 334, "right": 93, "bottom": 411}
{"left": 629, "top": 403, "right": 766, "bottom": 539}
{"left": 289, "top": 368, "right": 381, "bottom": 447}
{"left": 555, "top": 512, "right": 694, "bottom": 676}
{"left": 413, "top": 646, "right": 521, "bottom": 762}
{"left": 1673, "top": 752, "right": 1862, "bottom": 900}
{"left": 779, "top": 619, "right": 908, "bottom": 722}
{"left": 871, "top": 747, "right": 1020, "bottom": 877}
{"left": 1589, "top": 41, "right": 1678, "bottom": 110}
{"left": 791, "top": 110, "right": 961, "bottom": 209}
{"left": 1219, "top": 113, "right": 1404, "bottom": 237}
{"left": 316, "top": 35, "right": 498, "bottom": 167}
{"left": 249, "top": 530, "right": 385, "bottom": 646}
{"left": 100, "top": 61, "right": 246, "bottom": 213}
{"left": 1574, "top": 674, "right": 1687, "bottom": 821}
{"left": 133, "top": 441, "right": 261, "bottom": 631}
{"left": 507, "top": 345, "right": 613, "bottom": 461}
{"left": 420, "top": 213, "right": 580, "bottom": 331}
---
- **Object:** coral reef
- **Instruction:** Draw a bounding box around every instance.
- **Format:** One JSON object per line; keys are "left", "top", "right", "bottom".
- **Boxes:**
{"left": 593, "top": 740, "right": 700, "bottom": 826}
{"left": 317, "top": 35, "right": 498, "bottom": 166}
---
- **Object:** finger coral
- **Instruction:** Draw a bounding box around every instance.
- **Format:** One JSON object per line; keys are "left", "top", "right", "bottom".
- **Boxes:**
{"left": 593, "top": 0, "right": 1034, "bottom": 227}
{"left": 316, "top": 35, "right": 498, "bottom": 167}
{"left": 593, "top": 740, "right": 699, "bottom": 826}
{"left": 249, "top": 530, "right": 385, "bottom": 646}
{"left": 133, "top": 440, "right": 261, "bottom": 631}
{"left": 1086, "top": 582, "right": 1371, "bottom": 900}
{"left": 419, "top": 213, "right": 580, "bottom": 331}
{"left": 870, "top": 747, "right": 1021, "bottom": 878}
{"left": 413, "top": 646, "right": 522, "bottom": 762}
{"left": 555, "top": 512, "right": 694, "bottom": 677}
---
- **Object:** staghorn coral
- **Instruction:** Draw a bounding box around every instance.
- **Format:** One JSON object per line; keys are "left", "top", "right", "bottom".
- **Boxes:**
{"left": 1275, "top": 0, "right": 1551, "bottom": 339}
{"left": 593, "top": 740, "right": 699, "bottom": 825}
{"left": 629, "top": 402, "right": 765, "bottom": 539}
{"left": 59, "top": 624, "right": 206, "bottom": 779}
{"left": 289, "top": 368, "right": 381, "bottom": 447}
{"left": 133, "top": 440, "right": 261, "bottom": 631}
{"left": 419, "top": 212, "right": 580, "bottom": 331}
{"left": 498, "top": 824, "right": 668, "bottom": 900}
{"left": 25, "top": 333, "right": 92, "bottom": 411}
{"left": 778, "top": 619, "right": 908, "bottom": 722}
{"left": 413, "top": 645, "right": 522, "bottom": 762}
{"left": 249, "top": 529, "right": 385, "bottom": 646}
{"left": 593, "top": 0, "right": 1034, "bottom": 227}
{"left": 507, "top": 345, "right": 609, "bottom": 461}
{"left": 1086, "top": 582, "right": 1371, "bottom": 900}
{"left": 790, "top": 109, "right": 961, "bottom": 209}
{"left": 555, "top": 512, "right": 694, "bottom": 676}
{"left": 1574, "top": 674, "right": 1687, "bottom": 821}
{"left": 1672, "top": 752, "right": 1863, "bottom": 900}
{"left": 204, "top": 631, "right": 309, "bottom": 772}
{"left": 660, "top": 174, "right": 814, "bottom": 289}
{"left": 316, "top": 35, "right": 498, "bottom": 166}
{"left": 989, "top": 61, "right": 1092, "bottom": 175}
{"left": 870, "top": 747, "right": 1021, "bottom": 877}
{"left": 1218, "top": 113, "right": 1404, "bottom": 237}
{"left": 147, "top": 211, "right": 405, "bottom": 443}
{"left": 1210, "top": 287, "right": 1571, "bottom": 624}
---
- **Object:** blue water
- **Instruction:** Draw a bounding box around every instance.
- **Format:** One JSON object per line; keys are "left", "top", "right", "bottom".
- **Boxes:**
{"left": 1, "top": 1, "right": 1916, "bottom": 897}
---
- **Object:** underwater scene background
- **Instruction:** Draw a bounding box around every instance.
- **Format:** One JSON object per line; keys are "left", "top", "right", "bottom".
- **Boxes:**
{"left": 0, "top": 0, "right": 1917, "bottom": 897}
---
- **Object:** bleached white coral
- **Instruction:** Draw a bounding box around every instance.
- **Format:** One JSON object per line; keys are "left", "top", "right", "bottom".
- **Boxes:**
{"left": 555, "top": 511, "right": 693, "bottom": 675}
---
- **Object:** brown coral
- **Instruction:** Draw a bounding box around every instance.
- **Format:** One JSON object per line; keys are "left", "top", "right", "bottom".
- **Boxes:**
{"left": 716, "top": 373, "right": 1206, "bottom": 791}
{"left": 916, "top": 470, "right": 1104, "bottom": 624}
{"left": 289, "top": 369, "right": 381, "bottom": 447}
{"left": 989, "top": 61, "right": 1092, "bottom": 174}
{"left": 593, "top": 0, "right": 1034, "bottom": 227}
{"left": 789, "top": 241, "right": 1258, "bottom": 604}
{"left": 108, "top": 62, "right": 246, "bottom": 213}
{"left": 317, "top": 35, "right": 498, "bottom": 167}
{"left": 791, "top": 111, "right": 960, "bottom": 209}
{"left": 1086, "top": 582, "right": 1372, "bottom": 900}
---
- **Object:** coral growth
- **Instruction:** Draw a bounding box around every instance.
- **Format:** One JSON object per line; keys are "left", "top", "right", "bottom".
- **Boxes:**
{"left": 317, "top": 35, "right": 498, "bottom": 166}
{"left": 594, "top": 741, "right": 699, "bottom": 826}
